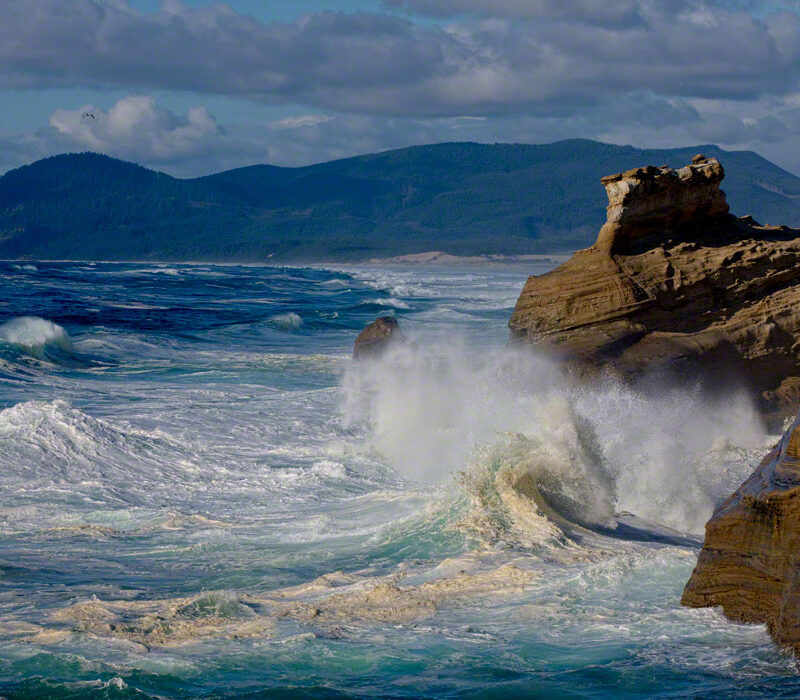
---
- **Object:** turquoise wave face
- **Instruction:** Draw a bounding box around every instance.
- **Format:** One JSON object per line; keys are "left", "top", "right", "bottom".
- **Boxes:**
{"left": 0, "top": 261, "right": 796, "bottom": 699}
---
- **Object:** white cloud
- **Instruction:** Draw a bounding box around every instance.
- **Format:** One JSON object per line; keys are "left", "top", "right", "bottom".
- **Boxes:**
{"left": 268, "top": 115, "right": 335, "bottom": 130}
{"left": 47, "top": 95, "right": 222, "bottom": 163}
{"left": 1, "top": 0, "right": 800, "bottom": 117}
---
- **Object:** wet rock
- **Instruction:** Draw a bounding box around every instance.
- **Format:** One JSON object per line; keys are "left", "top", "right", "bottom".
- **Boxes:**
{"left": 353, "top": 316, "right": 405, "bottom": 359}
{"left": 682, "top": 413, "right": 800, "bottom": 653}
{"left": 508, "top": 157, "right": 800, "bottom": 417}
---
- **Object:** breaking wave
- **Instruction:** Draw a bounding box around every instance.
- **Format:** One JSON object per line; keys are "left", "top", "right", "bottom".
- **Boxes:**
{"left": 360, "top": 297, "right": 412, "bottom": 310}
{"left": 0, "top": 316, "right": 73, "bottom": 361}
{"left": 340, "top": 341, "right": 770, "bottom": 534}
{"left": 270, "top": 312, "right": 303, "bottom": 330}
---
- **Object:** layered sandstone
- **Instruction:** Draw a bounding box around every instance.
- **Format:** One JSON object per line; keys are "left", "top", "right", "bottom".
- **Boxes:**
{"left": 509, "top": 156, "right": 800, "bottom": 414}
{"left": 682, "top": 414, "right": 800, "bottom": 651}
{"left": 353, "top": 316, "right": 405, "bottom": 358}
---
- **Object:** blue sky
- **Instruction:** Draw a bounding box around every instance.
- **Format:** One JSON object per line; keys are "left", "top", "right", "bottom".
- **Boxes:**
{"left": 4, "top": 0, "right": 800, "bottom": 176}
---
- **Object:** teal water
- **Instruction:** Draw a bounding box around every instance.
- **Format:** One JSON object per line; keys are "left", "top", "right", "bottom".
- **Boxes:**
{"left": 0, "top": 261, "right": 796, "bottom": 698}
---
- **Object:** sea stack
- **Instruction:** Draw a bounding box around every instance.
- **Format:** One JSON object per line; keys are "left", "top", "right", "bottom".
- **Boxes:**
{"left": 353, "top": 316, "right": 405, "bottom": 359}
{"left": 682, "top": 414, "right": 800, "bottom": 652}
{"left": 508, "top": 156, "right": 800, "bottom": 416}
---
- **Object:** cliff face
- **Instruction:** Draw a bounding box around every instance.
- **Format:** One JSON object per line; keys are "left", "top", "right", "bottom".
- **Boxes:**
{"left": 509, "top": 156, "right": 800, "bottom": 414}
{"left": 682, "top": 414, "right": 800, "bottom": 651}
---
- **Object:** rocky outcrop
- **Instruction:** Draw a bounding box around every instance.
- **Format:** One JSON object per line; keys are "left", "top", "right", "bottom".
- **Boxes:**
{"left": 596, "top": 154, "right": 729, "bottom": 254}
{"left": 353, "top": 316, "right": 405, "bottom": 359}
{"left": 509, "top": 155, "right": 800, "bottom": 416}
{"left": 682, "top": 413, "right": 800, "bottom": 652}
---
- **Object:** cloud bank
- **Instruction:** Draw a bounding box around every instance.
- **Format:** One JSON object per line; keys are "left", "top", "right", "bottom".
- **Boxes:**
{"left": 2, "top": 0, "right": 800, "bottom": 116}
{"left": 3, "top": 1, "right": 800, "bottom": 176}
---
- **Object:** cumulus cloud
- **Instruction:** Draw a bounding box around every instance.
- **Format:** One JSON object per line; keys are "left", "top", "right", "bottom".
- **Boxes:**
{"left": 0, "top": 96, "right": 225, "bottom": 176}
{"left": 48, "top": 96, "right": 222, "bottom": 162}
{"left": 1, "top": 0, "right": 800, "bottom": 117}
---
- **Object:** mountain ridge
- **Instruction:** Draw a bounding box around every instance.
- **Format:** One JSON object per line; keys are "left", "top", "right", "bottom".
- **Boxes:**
{"left": 2, "top": 139, "right": 800, "bottom": 262}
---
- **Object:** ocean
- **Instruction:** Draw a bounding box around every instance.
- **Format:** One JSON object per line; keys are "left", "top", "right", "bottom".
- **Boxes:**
{"left": 0, "top": 260, "right": 797, "bottom": 699}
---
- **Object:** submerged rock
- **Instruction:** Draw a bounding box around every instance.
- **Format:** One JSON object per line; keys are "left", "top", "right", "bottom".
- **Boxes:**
{"left": 509, "top": 156, "right": 800, "bottom": 416}
{"left": 353, "top": 316, "right": 405, "bottom": 359}
{"left": 682, "top": 414, "right": 800, "bottom": 652}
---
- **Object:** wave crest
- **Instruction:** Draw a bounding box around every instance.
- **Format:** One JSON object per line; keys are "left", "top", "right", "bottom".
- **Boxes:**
{"left": 0, "top": 316, "right": 73, "bottom": 360}
{"left": 270, "top": 312, "right": 303, "bottom": 331}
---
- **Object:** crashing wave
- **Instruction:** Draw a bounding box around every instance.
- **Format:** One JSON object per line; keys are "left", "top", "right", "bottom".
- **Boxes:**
{"left": 457, "top": 423, "right": 616, "bottom": 551}
{"left": 340, "top": 340, "right": 770, "bottom": 534}
{"left": 0, "top": 316, "right": 73, "bottom": 361}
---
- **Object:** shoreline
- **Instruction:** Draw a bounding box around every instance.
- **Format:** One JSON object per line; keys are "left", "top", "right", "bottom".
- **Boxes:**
{"left": 359, "top": 250, "right": 574, "bottom": 265}
{"left": 0, "top": 251, "right": 575, "bottom": 267}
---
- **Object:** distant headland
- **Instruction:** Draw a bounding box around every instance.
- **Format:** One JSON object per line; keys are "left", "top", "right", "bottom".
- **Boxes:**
{"left": 2, "top": 139, "right": 800, "bottom": 263}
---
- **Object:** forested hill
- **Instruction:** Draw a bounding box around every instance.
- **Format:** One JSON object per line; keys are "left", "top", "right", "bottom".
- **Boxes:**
{"left": 2, "top": 139, "right": 800, "bottom": 262}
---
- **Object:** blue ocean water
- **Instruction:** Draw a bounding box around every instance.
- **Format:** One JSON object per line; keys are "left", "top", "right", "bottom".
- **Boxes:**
{"left": 0, "top": 260, "right": 796, "bottom": 699}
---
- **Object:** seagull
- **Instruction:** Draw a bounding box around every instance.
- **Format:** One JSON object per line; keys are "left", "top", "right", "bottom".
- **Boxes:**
{"left": 81, "top": 112, "right": 95, "bottom": 120}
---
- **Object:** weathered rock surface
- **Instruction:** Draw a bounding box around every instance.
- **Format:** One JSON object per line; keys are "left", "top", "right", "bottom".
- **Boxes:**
{"left": 596, "top": 154, "right": 730, "bottom": 254}
{"left": 353, "top": 316, "right": 405, "bottom": 358}
{"left": 682, "top": 413, "right": 800, "bottom": 651}
{"left": 509, "top": 156, "right": 800, "bottom": 415}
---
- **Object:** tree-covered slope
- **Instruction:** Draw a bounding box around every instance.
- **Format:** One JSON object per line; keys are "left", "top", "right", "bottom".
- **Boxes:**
{"left": 1, "top": 139, "right": 799, "bottom": 261}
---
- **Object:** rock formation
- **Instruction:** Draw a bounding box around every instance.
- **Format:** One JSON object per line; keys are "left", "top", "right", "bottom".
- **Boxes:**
{"left": 682, "top": 413, "right": 800, "bottom": 652}
{"left": 509, "top": 155, "right": 800, "bottom": 416}
{"left": 353, "top": 316, "right": 405, "bottom": 359}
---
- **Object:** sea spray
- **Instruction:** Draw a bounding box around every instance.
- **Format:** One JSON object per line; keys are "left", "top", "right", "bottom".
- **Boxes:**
{"left": 340, "top": 339, "right": 770, "bottom": 533}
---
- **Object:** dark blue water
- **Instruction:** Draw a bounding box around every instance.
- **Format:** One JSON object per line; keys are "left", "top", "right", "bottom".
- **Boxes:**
{"left": 0, "top": 261, "right": 796, "bottom": 699}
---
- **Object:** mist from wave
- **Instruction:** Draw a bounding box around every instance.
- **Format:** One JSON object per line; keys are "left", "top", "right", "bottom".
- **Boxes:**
{"left": 340, "top": 340, "right": 768, "bottom": 534}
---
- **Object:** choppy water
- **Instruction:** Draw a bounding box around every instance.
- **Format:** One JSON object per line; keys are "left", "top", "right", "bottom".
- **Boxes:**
{"left": 0, "top": 260, "right": 796, "bottom": 699}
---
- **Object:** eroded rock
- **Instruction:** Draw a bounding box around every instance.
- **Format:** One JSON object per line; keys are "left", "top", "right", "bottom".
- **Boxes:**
{"left": 353, "top": 316, "right": 405, "bottom": 359}
{"left": 682, "top": 413, "right": 800, "bottom": 652}
{"left": 509, "top": 156, "right": 800, "bottom": 416}
{"left": 596, "top": 155, "right": 729, "bottom": 254}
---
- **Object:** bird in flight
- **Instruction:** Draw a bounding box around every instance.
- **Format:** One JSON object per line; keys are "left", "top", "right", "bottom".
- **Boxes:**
{"left": 81, "top": 112, "right": 95, "bottom": 120}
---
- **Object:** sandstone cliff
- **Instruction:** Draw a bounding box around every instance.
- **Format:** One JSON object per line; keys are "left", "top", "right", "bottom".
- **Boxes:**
{"left": 509, "top": 156, "right": 800, "bottom": 415}
{"left": 682, "top": 413, "right": 800, "bottom": 651}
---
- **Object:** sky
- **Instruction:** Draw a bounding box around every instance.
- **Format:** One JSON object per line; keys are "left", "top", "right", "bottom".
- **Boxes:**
{"left": 3, "top": 0, "right": 800, "bottom": 177}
